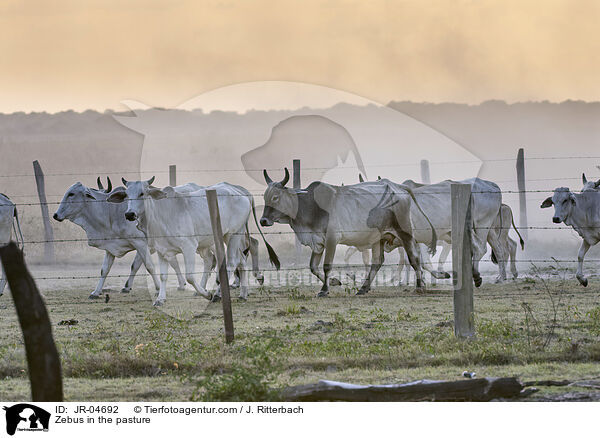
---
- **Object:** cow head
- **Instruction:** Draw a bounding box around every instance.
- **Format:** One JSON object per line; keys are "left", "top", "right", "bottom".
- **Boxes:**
{"left": 107, "top": 176, "right": 163, "bottom": 222}
{"left": 53, "top": 182, "right": 98, "bottom": 222}
{"left": 260, "top": 168, "right": 300, "bottom": 226}
{"left": 540, "top": 187, "right": 576, "bottom": 223}
{"left": 581, "top": 173, "right": 600, "bottom": 192}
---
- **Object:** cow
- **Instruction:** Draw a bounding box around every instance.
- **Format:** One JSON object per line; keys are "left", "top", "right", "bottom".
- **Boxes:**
{"left": 53, "top": 178, "right": 187, "bottom": 298}
{"left": 107, "top": 177, "right": 278, "bottom": 305}
{"left": 0, "top": 193, "right": 23, "bottom": 296}
{"left": 260, "top": 168, "right": 437, "bottom": 296}
{"left": 581, "top": 173, "right": 600, "bottom": 192}
{"left": 541, "top": 187, "right": 600, "bottom": 287}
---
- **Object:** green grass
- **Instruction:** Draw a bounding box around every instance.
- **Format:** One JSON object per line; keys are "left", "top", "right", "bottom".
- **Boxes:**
{"left": 1, "top": 273, "right": 600, "bottom": 400}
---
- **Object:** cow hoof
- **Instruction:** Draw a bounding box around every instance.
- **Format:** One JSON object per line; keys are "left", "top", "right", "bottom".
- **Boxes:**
{"left": 474, "top": 276, "right": 483, "bottom": 288}
{"left": 211, "top": 294, "right": 222, "bottom": 303}
{"left": 329, "top": 277, "right": 342, "bottom": 286}
{"left": 177, "top": 285, "right": 186, "bottom": 291}
{"left": 355, "top": 288, "right": 369, "bottom": 295}
{"left": 153, "top": 299, "right": 165, "bottom": 307}
{"left": 256, "top": 275, "right": 264, "bottom": 285}
{"left": 88, "top": 294, "right": 100, "bottom": 300}
{"left": 578, "top": 277, "right": 588, "bottom": 287}
{"left": 513, "top": 273, "right": 519, "bottom": 280}
{"left": 120, "top": 287, "right": 131, "bottom": 294}
{"left": 416, "top": 287, "right": 426, "bottom": 294}
{"left": 316, "top": 290, "right": 329, "bottom": 298}
{"left": 238, "top": 296, "right": 247, "bottom": 302}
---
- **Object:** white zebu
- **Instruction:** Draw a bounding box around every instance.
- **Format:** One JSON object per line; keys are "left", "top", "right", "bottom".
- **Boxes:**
{"left": 108, "top": 178, "right": 278, "bottom": 305}
{"left": 53, "top": 179, "right": 193, "bottom": 298}
{"left": 0, "top": 193, "right": 23, "bottom": 296}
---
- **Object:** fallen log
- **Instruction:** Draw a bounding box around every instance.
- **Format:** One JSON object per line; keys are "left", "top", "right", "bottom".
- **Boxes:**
{"left": 0, "top": 242, "right": 63, "bottom": 401}
{"left": 282, "top": 377, "right": 524, "bottom": 402}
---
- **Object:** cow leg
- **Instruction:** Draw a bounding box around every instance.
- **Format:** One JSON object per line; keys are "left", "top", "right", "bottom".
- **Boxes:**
{"left": 576, "top": 240, "right": 591, "bottom": 287}
{"left": 488, "top": 228, "right": 508, "bottom": 283}
{"left": 122, "top": 252, "right": 143, "bottom": 293}
{"left": 361, "top": 249, "right": 371, "bottom": 284}
{"left": 357, "top": 241, "right": 384, "bottom": 295}
{"left": 134, "top": 244, "right": 161, "bottom": 292}
{"left": 180, "top": 246, "right": 211, "bottom": 301}
{"left": 471, "top": 231, "right": 488, "bottom": 288}
{"left": 437, "top": 242, "right": 451, "bottom": 278}
{"left": 401, "top": 236, "right": 426, "bottom": 292}
{"left": 198, "top": 249, "right": 215, "bottom": 291}
{"left": 507, "top": 237, "right": 518, "bottom": 279}
{"left": 154, "top": 254, "right": 169, "bottom": 306}
{"left": 309, "top": 250, "right": 325, "bottom": 283}
{"left": 0, "top": 265, "right": 7, "bottom": 297}
{"left": 397, "top": 247, "right": 407, "bottom": 286}
{"left": 249, "top": 237, "right": 264, "bottom": 285}
{"left": 90, "top": 252, "right": 115, "bottom": 298}
{"left": 226, "top": 233, "right": 249, "bottom": 300}
{"left": 166, "top": 255, "right": 186, "bottom": 291}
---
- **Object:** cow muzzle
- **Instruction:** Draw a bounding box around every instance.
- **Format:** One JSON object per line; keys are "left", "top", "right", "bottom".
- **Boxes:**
{"left": 125, "top": 211, "right": 137, "bottom": 221}
{"left": 53, "top": 213, "right": 64, "bottom": 222}
{"left": 260, "top": 217, "right": 273, "bottom": 227}
{"left": 552, "top": 216, "right": 561, "bottom": 224}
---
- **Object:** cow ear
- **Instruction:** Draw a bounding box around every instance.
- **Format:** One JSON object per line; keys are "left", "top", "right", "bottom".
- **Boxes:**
{"left": 540, "top": 197, "right": 553, "bottom": 208}
{"left": 148, "top": 187, "right": 167, "bottom": 200}
{"left": 594, "top": 179, "right": 600, "bottom": 188}
{"left": 570, "top": 193, "right": 577, "bottom": 204}
{"left": 107, "top": 190, "right": 127, "bottom": 203}
{"left": 84, "top": 188, "right": 97, "bottom": 200}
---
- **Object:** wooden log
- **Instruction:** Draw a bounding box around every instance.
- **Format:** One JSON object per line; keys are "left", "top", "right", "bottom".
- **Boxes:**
{"left": 281, "top": 377, "right": 524, "bottom": 402}
{"left": 0, "top": 242, "right": 63, "bottom": 401}
{"left": 516, "top": 148, "right": 528, "bottom": 239}
{"left": 451, "top": 183, "right": 475, "bottom": 338}
{"left": 32, "top": 160, "right": 55, "bottom": 264}
{"left": 206, "top": 190, "right": 234, "bottom": 343}
{"left": 420, "top": 159, "right": 431, "bottom": 184}
{"left": 169, "top": 164, "right": 176, "bottom": 187}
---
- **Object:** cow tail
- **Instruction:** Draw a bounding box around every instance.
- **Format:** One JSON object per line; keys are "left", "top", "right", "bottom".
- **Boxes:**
{"left": 404, "top": 186, "right": 437, "bottom": 256}
{"left": 13, "top": 206, "right": 24, "bottom": 251}
{"left": 511, "top": 210, "right": 525, "bottom": 250}
{"left": 251, "top": 197, "right": 280, "bottom": 270}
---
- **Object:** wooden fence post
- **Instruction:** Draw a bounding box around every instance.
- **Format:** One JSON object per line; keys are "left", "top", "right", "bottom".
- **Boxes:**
{"left": 420, "top": 159, "right": 431, "bottom": 184}
{"left": 293, "top": 159, "right": 302, "bottom": 264}
{"left": 451, "top": 183, "right": 475, "bottom": 338}
{"left": 206, "top": 190, "right": 234, "bottom": 343}
{"left": 32, "top": 160, "right": 55, "bottom": 264}
{"left": 169, "top": 164, "right": 176, "bottom": 187}
{"left": 0, "top": 242, "right": 63, "bottom": 401}
{"left": 516, "top": 148, "right": 528, "bottom": 239}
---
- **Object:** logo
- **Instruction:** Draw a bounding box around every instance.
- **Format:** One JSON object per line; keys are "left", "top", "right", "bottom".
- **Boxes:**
{"left": 3, "top": 404, "right": 50, "bottom": 435}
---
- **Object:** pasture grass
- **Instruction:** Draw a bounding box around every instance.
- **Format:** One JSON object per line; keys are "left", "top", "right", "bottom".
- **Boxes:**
{"left": 1, "top": 270, "right": 600, "bottom": 401}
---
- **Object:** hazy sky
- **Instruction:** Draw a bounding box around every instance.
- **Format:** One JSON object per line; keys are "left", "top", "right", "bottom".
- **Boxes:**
{"left": 1, "top": 0, "right": 599, "bottom": 113}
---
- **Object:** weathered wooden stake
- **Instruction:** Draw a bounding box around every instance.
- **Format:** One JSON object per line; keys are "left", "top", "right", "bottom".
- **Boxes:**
{"left": 0, "top": 242, "right": 63, "bottom": 401}
{"left": 451, "top": 183, "right": 474, "bottom": 338}
{"left": 206, "top": 190, "right": 234, "bottom": 343}
{"left": 420, "top": 159, "right": 431, "bottom": 184}
{"left": 169, "top": 164, "right": 176, "bottom": 186}
{"left": 293, "top": 159, "right": 302, "bottom": 264}
{"left": 32, "top": 160, "right": 55, "bottom": 264}
{"left": 516, "top": 148, "right": 528, "bottom": 239}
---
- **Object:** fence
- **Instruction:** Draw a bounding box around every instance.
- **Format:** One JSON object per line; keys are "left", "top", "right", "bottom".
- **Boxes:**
{"left": 1, "top": 151, "right": 600, "bottom": 341}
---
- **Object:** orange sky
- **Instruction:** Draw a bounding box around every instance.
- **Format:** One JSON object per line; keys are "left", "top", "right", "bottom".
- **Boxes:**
{"left": 1, "top": 0, "right": 599, "bottom": 113}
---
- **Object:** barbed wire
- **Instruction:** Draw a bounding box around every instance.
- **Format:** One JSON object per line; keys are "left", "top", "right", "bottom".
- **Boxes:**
{"left": 0, "top": 154, "right": 599, "bottom": 179}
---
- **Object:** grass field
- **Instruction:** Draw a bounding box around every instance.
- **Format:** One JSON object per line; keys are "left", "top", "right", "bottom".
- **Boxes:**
{"left": 1, "top": 263, "right": 600, "bottom": 401}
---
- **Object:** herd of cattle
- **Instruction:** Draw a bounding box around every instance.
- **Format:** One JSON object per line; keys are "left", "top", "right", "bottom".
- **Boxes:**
{"left": 0, "top": 170, "right": 598, "bottom": 305}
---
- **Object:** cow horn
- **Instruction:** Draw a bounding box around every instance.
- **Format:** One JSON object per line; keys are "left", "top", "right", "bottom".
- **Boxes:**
{"left": 147, "top": 176, "right": 155, "bottom": 185}
{"left": 97, "top": 177, "right": 104, "bottom": 190}
{"left": 595, "top": 179, "right": 600, "bottom": 188}
{"left": 263, "top": 169, "right": 273, "bottom": 184}
{"left": 122, "top": 177, "right": 128, "bottom": 186}
{"left": 105, "top": 177, "right": 112, "bottom": 193}
{"left": 359, "top": 174, "right": 364, "bottom": 183}
{"left": 281, "top": 167, "right": 289, "bottom": 186}
{"left": 583, "top": 173, "right": 588, "bottom": 184}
